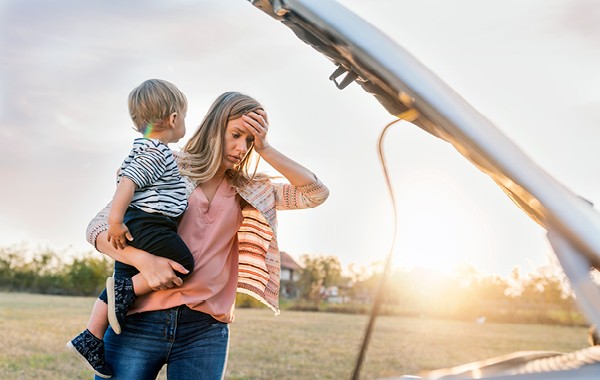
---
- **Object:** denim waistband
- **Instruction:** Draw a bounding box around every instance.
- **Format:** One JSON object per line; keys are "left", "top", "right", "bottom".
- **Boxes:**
{"left": 130, "top": 305, "right": 220, "bottom": 325}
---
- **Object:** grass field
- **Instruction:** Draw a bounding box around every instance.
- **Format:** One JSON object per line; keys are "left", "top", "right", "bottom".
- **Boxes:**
{"left": 0, "top": 292, "right": 591, "bottom": 379}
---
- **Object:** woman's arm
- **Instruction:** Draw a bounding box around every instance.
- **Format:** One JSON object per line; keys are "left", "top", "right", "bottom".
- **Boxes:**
{"left": 87, "top": 204, "right": 186, "bottom": 290}
{"left": 242, "top": 110, "right": 318, "bottom": 186}
{"left": 95, "top": 231, "right": 186, "bottom": 289}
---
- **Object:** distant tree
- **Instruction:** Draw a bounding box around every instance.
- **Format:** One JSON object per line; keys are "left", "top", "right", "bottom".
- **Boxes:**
{"left": 0, "top": 247, "right": 64, "bottom": 292}
{"left": 0, "top": 246, "right": 26, "bottom": 289}
{"left": 298, "top": 255, "right": 342, "bottom": 301}
{"left": 347, "top": 261, "right": 383, "bottom": 302}
{"left": 27, "top": 249, "right": 65, "bottom": 293}
{"left": 62, "top": 256, "right": 113, "bottom": 296}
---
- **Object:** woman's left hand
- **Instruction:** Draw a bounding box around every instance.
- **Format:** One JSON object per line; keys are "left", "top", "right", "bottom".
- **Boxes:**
{"left": 242, "top": 109, "right": 271, "bottom": 153}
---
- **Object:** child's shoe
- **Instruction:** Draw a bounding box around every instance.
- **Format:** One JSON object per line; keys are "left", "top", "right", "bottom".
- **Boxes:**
{"left": 66, "top": 329, "right": 113, "bottom": 378}
{"left": 106, "top": 276, "right": 136, "bottom": 335}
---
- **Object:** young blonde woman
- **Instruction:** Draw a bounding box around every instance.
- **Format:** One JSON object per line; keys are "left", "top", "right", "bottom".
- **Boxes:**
{"left": 83, "top": 91, "right": 329, "bottom": 379}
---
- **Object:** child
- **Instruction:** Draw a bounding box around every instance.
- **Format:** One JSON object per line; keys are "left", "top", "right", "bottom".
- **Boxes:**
{"left": 67, "top": 79, "right": 194, "bottom": 378}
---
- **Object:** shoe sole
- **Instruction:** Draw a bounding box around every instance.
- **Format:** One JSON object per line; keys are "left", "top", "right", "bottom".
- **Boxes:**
{"left": 106, "top": 277, "right": 122, "bottom": 335}
{"left": 66, "top": 340, "right": 112, "bottom": 379}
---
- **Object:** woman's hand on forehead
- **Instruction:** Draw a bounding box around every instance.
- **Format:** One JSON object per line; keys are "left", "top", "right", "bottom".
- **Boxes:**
{"left": 242, "top": 110, "right": 270, "bottom": 152}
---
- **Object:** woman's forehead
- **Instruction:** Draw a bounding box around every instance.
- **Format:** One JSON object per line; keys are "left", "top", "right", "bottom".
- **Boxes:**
{"left": 226, "top": 117, "right": 249, "bottom": 134}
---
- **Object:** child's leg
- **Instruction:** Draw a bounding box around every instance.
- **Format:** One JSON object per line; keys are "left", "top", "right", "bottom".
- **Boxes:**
{"left": 67, "top": 297, "right": 113, "bottom": 378}
{"left": 107, "top": 209, "right": 194, "bottom": 334}
{"left": 86, "top": 298, "right": 109, "bottom": 339}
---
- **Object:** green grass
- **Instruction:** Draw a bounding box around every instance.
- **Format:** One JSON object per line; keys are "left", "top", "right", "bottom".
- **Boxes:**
{"left": 0, "top": 292, "right": 591, "bottom": 379}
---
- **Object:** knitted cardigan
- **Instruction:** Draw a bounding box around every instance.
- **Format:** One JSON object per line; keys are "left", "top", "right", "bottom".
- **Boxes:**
{"left": 86, "top": 175, "right": 329, "bottom": 314}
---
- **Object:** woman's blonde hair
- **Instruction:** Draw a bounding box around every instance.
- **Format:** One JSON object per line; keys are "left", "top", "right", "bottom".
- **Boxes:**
{"left": 179, "top": 92, "right": 264, "bottom": 187}
{"left": 128, "top": 79, "right": 187, "bottom": 134}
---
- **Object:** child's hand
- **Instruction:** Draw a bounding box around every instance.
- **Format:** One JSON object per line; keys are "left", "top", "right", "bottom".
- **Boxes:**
{"left": 107, "top": 222, "right": 134, "bottom": 250}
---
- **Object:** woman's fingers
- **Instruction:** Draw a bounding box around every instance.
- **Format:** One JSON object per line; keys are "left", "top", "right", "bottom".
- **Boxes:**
{"left": 242, "top": 115, "right": 258, "bottom": 133}
{"left": 255, "top": 109, "right": 268, "bottom": 123}
{"left": 168, "top": 260, "right": 189, "bottom": 276}
{"left": 243, "top": 115, "right": 268, "bottom": 145}
{"left": 171, "top": 277, "right": 183, "bottom": 287}
{"left": 251, "top": 111, "right": 267, "bottom": 126}
{"left": 139, "top": 255, "right": 182, "bottom": 291}
{"left": 243, "top": 112, "right": 268, "bottom": 132}
{"left": 242, "top": 111, "right": 271, "bottom": 152}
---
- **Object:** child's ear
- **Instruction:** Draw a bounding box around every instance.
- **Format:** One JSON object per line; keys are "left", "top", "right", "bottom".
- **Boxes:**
{"left": 168, "top": 112, "right": 178, "bottom": 128}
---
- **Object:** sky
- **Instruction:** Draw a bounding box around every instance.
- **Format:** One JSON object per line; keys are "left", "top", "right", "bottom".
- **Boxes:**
{"left": 1, "top": 0, "right": 599, "bottom": 277}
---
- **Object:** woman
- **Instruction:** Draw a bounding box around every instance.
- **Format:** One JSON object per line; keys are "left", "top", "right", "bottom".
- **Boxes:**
{"left": 85, "top": 91, "right": 329, "bottom": 379}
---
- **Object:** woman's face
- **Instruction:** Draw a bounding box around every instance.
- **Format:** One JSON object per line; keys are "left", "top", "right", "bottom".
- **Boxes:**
{"left": 221, "top": 116, "right": 254, "bottom": 170}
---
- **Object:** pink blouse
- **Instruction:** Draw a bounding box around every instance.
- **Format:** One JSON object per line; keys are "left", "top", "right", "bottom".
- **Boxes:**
{"left": 129, "top": 180, "right": 243, "bottom": 323}
{"left": 86, "top": 175, "right": 330, "bottom": 318}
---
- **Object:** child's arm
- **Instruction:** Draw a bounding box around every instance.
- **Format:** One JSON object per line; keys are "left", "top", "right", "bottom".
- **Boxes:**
{"left": 107, "top": 177, "right": 136, "bottom": 249}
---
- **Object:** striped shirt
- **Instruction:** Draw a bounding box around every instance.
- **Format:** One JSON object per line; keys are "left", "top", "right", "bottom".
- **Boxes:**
{"left": 118, "top": 138, "right": 187, "bottom": 218}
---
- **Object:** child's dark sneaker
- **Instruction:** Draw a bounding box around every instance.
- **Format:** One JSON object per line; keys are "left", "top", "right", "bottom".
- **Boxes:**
{"left": 106, "top": 276, "right": 136, "bottom": 335}
{"left": 67, "top": 329, "right": 113, "bottom": 378}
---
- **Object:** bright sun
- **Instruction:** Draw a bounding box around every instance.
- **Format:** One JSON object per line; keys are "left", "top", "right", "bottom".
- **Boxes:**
{"left": 390, "top": 168, "right": 499, "bottom": 275}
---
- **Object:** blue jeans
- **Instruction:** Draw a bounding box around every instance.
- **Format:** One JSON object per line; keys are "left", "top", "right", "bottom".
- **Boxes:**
{"left": 97, "top": 305, "right": 229, "bottom": 380}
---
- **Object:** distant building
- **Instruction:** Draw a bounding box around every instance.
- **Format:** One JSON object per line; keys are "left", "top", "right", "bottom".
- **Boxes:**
{"left": 280, "top": 251, "right": 302, "bottom": 299}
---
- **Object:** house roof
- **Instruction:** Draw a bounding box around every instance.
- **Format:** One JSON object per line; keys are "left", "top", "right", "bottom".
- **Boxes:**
{"left": 281, "top": 251, "right": 301, "bottom": 270}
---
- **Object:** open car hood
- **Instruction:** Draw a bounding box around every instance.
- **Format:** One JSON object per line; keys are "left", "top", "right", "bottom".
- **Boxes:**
{"left": 248, "top": 0, "right": 600, "bottom": 378}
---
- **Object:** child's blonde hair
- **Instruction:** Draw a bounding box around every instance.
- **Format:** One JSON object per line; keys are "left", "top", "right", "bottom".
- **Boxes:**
{"left": 128, "top": 79, "right": 187, "bottom": 135}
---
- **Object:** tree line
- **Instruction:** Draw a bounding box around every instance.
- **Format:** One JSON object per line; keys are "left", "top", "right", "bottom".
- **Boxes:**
{"left": 294, "top": 254, "right": 589, "bottom": 326}
{"left": 0, "top": 246, "right": 591, "bottom": 325}
{"left": 0, "top": 246, "right": 111, "bottom": 296}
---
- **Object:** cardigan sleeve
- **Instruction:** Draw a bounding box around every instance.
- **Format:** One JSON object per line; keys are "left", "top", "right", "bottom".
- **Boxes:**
{"left": 86, "top": 202, "right": 111, "bottom": 248}
{"left": 273, "top": 175, "right": 330, "bottom": 210}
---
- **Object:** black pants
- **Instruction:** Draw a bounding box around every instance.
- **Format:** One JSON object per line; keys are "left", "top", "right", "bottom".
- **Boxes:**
{"left": 99, "top": 207, "right": 193, "bottom": 302}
